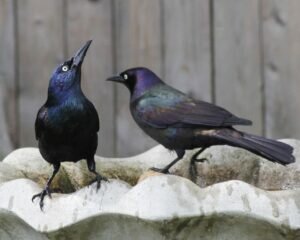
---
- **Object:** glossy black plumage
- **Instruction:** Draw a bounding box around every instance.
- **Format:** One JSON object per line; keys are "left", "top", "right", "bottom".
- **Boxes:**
{"left": 33, "top": 41, "right": 107, "bottom": 210}
{"left": 107, "top": 67, "right": 295, "bottom": 175}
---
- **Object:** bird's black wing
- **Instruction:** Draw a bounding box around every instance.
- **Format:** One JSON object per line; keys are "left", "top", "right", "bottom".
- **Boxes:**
{"left": 132, "top": 85, "right": 252, "bottom": 128}
{"left": 84, "top": 100, "right": 100, "bottom": 132}
{"left": 35, "top": 106, "right": 48, "bottom": 140}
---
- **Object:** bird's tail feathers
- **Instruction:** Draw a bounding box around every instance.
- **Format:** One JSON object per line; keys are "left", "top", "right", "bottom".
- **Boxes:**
{"left": 216, "top": 130, "right": 295, "bottom": 165}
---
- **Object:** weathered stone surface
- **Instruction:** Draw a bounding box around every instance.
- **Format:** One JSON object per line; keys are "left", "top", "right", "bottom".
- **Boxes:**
{"left": 0, "top": 179, "right": 130, "bottom": 232}
{"left": 1, "top": 146, "right": 175, "bottom": 190}
{"left": 138, "top": 170, "right": 163, "bottom": 183}
{"left": 2, "top": 139, "right": 300, "bottom": 191}
{"left": 180, "top": 139, "right": 300, "bottom": 190}
{"left": 0, "top": 162, "right": 25, "bottom": 184}
{"left": 2, "top": 148, "right": 74, "bottom": 193}
{"left": 0, "top": 209, "right": 47, "bottom": 240}
{"left": 0, "top": 139, "right": 299, "bottom": 239}
{"left": 0, "top": 177, "right": 299, "bottom": 239}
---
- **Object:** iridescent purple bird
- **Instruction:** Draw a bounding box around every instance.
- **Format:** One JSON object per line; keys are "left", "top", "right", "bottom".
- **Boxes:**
{"left": 33, "top": 41, "right": 107, "bottom": 210}
{"left": 107, "top": 67, "right": 295, "bottom": 174}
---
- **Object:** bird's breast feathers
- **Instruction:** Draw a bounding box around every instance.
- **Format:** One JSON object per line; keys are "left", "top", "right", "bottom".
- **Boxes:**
{"left": 36, "top": 98, "right": 99, "bottom": 136}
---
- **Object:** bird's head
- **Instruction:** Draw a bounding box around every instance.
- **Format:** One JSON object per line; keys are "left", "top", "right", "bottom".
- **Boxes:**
{"left": 47, "top": 40, "right": 92, "bottom": 103}
{"left": 107, "top": 67, "right": 162, "bottom": 99}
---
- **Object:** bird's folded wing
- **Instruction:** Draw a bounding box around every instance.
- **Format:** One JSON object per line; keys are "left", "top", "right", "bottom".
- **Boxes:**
{"left": 35, "top": 106, "right": 48, "bottom": 140}
{"left": 84, "top": 100, "right": 100, "bottom": 132}
{"left": 133, "top": 92, "right": 252, "bottom": 129}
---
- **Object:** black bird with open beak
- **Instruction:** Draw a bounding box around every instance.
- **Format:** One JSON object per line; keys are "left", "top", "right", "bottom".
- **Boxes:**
{"left": 33, "top": 40, "right": 107, "bottom": 210}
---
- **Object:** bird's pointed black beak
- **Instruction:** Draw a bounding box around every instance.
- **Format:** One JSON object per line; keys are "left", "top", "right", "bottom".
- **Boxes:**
{"left": 106, "top": 75, "right": 124, "bottom": 83}
{"left": 72, "top": 40, "right": 92, "bottom": 68}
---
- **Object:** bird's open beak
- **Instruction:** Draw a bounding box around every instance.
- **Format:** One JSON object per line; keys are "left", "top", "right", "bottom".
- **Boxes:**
{"left": 72, "top": 40, "right": 92, "bottom": 68}
{"left": 106, "top": 76, "right": 124, "bottom": 83}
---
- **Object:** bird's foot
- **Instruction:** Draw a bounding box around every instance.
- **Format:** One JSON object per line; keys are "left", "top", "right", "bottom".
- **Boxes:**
{"left": 192, "top": 158, "right": 208, "bottom": 164}
{"left": 32, "top": 187, "right": 52, "bottom": 211}
{"left": 189, "top": 158, "right": 207, "bottom": 182}
{"left": 149, "top": 167, "right": 170, "bottom": 174}
{"left": 90, "top": 174, "right": 109, "bottom": 190}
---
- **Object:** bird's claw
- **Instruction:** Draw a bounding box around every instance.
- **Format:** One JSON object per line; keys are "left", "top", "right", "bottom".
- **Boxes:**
{"left": 150, "top": 167, "right": 170, "bottom": 174}
{"left": 90, "top": 175, "right": 109, "bottom": 190}
{"left": 32, "top": 187, "right": 52, "bottom": 211}
{"left": 191, "top": 157, "right": 207, "bottom": 164}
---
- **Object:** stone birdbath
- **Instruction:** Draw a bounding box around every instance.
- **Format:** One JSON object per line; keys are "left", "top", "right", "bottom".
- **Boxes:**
{"left": 0, "top": 139, "right": 299, "bottom": 239}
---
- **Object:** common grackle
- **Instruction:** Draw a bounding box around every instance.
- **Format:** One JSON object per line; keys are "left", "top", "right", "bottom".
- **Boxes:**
{"left": 107, "top": 67, "right": 295, "bottom": 175}
{"left": 33, "top": 40, "right": 107, "bottom": 210}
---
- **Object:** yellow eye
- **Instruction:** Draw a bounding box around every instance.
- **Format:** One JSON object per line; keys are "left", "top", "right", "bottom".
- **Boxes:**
{"left": 123, "top": 74, "right": 128, "bottom": 80}
{"left": 62, "top": 66, "right": 69, "bottom": 72}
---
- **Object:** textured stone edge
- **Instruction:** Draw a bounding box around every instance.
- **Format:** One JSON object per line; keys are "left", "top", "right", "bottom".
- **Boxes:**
{"left": 0, "top": 140, "right": 299, "bottom": 238}
{"left": 46, "top": 212, "right": 300, "bottom": 240}
{"left": 0, "top": 177, "right": 299, "bottom": 234}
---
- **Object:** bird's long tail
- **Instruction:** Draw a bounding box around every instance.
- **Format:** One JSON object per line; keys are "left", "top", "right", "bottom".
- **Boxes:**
{"left": 216, "top": 129, "right": 295, "bottom": 165}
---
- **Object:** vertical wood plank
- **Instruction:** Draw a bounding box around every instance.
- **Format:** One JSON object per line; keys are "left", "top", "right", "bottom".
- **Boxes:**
{"left": 262, "top": 0, "right": 300, "bottom": 139}
{"left": 214, "top": 0, "right": 263, "bottom": 135}
{"left": 114, "top": 0, "right": 162, "bottom": 156}
{"left": 66, "top": 0, "right": 114, "bottom": 156}
{"left": 0, "top": 0, "right": 15, "bottom": 157}
{"left": 18, "top": 0, "right": 64, "bottom": 147}
{"left": 163, "top": 0, "right": 211, "bottom": 102}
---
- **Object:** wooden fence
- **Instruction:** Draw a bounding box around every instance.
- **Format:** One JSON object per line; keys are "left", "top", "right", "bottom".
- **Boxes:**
{"left": 0, "top": 0, "right": 300, "bottom": 158}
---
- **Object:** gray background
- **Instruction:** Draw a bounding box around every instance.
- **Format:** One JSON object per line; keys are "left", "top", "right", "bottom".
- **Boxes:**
{"left": 0, "top": 0, "right": 299, "bottom": 158}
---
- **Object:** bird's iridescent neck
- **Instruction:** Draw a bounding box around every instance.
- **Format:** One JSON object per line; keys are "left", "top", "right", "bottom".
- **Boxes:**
{"left": 47, "top": 83, "right": 83, "bottom": 106}
{"left": 130, "top": 75, "right": 162, "bottom": 101}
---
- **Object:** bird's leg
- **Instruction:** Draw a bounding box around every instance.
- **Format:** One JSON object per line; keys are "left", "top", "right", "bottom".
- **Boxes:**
{"left": 32, "top": 162, "right": 60, "bottom": 211}
{"left": 87, "top": 158, "right": 108, "bottom": 190}
{"left": 150, "top": 149, "right": 185, "bottom": 174}
{"left": 189, "top": 147, "right": 208, "bottom": 182}
{"left": 191, "top": 147, "right": 208, "bottom": 164}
